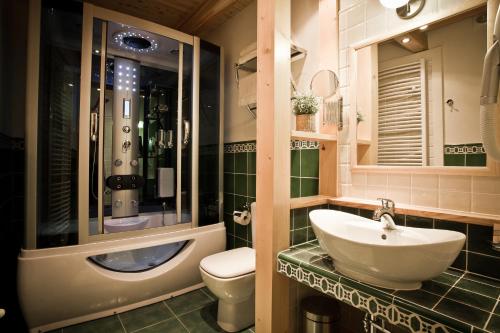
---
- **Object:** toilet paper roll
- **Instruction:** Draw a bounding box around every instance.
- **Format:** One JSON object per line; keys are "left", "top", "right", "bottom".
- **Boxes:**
{"left": 233, "top": 210, "right": 251, "bottom": 225}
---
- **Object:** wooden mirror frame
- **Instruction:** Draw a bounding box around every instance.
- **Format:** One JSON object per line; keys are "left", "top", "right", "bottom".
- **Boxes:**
{"left": 347, "top": 0, "right": 500, "bottom": 176}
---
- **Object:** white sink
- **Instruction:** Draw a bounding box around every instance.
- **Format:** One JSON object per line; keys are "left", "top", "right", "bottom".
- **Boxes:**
{"left": 104, "top": 216, "right": 149, "bottom": 233}
{"left": 310, "top": 209, "right": 465, "bottom": 290}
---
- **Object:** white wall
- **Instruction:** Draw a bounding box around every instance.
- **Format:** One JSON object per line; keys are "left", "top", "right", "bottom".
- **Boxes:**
{"left": 203, "top": 0, "right": 323, "bottom": 143}
{"left": 338, "top": 0, "right": 500, "bottom": 216}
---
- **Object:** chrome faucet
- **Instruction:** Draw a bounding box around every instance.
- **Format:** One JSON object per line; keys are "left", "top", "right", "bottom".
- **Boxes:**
{"left": 373, "top": 198, "right": 397, "bottom": 230}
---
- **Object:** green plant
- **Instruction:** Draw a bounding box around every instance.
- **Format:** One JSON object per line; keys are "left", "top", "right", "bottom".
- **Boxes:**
{"left": 291, "top": 92, "right": 319, "bottom": 115}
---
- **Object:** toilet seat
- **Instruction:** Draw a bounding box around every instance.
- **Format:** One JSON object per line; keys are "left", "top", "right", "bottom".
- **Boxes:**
{"left": 200, "top": 247, "right": 255, "bottom": 279}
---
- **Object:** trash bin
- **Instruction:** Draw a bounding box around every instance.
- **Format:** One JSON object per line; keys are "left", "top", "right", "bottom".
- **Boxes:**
{"left": 302, "top": 295, "right": 340, "bottom": 333}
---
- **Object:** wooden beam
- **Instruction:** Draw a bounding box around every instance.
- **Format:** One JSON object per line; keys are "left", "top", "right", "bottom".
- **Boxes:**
{"left": 394, "top": 30, "right": 428, "bottom": 53}
{"left": 255, "top": 0, "right": 291, "bottom": 332}
{"left": 176, "top": 0, "right": 238, "bottom": 34}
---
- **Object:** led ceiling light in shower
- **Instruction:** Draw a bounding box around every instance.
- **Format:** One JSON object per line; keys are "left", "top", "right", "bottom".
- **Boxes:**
{"left": 113, "top": 31, "right": 159, "bottom": 53}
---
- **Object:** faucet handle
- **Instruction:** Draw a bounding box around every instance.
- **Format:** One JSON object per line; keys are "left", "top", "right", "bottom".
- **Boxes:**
{"left": 377, "top": 198, "right": 395, "bottom": 209}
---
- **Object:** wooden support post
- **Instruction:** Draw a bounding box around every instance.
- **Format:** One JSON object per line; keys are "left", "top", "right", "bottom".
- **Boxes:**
{"left": 255, "top": 0, "right": 291, "bottom": 332}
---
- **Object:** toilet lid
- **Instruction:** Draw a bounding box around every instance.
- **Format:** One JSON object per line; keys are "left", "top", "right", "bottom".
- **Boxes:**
{"left": 200, "top": 247, "right": 255, "bottom": 279}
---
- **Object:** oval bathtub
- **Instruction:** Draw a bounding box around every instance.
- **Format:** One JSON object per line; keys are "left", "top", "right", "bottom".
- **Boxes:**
{"left": 18, "top": 222, "right": 225, "bottom": 332}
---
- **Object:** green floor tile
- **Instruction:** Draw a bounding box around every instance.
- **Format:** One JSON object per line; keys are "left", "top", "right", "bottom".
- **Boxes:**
{"left": 134, "top": 318, "right": 188, "bottom": 333}
{"left": 165, "top": 289, "right": 214, "bottom": 316}
{"left": 200, "top": 287, "right": 217, "bottom": 301}
{"left": 119, "top": 302, "right": 173, "bottom": 332}
{"left": 487, "top": 314, "right": 500, "bottom": 332}
{"left": 434, "top": 298, "right": 489, "bottom": 328}
{"left": 178, "top": 303, "right": 226, "bottom": 333}
{"left": 455, "top": 277, "right": 500, "bottom": 299}
{"left": 444, "top": 288, "right": 496, "bottom": 312}
{"left": 63, "top": 315, "right": 124, "bottom": 333}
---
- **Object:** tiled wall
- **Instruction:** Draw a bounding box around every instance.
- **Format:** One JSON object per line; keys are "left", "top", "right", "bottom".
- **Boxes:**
{"left": 0, "top": 134, "right": 27, "bottom": 331}
{"left": 444, "top": 143, "right": 487, "bottom": 167}
{"left": 223, "top": 140, "right": 319, "bottom": 249}
{"left": 337, "top": 0, "right": 500, "bottom": 216}
{"left": 290, "top": 203, "right": 500, "bottom": 280}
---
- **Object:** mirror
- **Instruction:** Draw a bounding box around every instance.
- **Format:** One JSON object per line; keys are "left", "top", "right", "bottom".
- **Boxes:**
{"left": 310, "top": 70, "right": 342, "bottom": 128}
{"left": 355, "top": 6, "right": 487, "bottom": 167}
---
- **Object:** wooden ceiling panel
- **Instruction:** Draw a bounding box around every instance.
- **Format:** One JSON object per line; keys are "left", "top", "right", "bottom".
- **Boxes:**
{"left": 86, "top": 0, "right": 253, "bottom": 35}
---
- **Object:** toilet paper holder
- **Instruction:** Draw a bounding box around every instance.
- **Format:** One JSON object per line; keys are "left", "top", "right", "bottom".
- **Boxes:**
{"left": 233, "top": 202, "right": 251, "bottom": 225}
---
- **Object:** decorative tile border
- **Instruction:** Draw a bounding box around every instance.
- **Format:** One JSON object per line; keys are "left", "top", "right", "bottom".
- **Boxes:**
{"left": 277, "top": 243, "right": 500, "bottom": 333}
{"left": 290, "top": 140, "right": 320, "bottom": 150}
{"left": 444, "top": 143, "right": 485, "bottom": 155}
{"left": 0, "top": 134, "right": 24, "bottom": 151}
{"left": 223, "top": 140, "right": 320, "bottom": 153}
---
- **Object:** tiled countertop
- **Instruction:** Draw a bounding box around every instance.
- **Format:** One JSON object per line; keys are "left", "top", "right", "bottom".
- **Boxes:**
{"left": 277, "top": 241, "right": 500, "bottom": 333}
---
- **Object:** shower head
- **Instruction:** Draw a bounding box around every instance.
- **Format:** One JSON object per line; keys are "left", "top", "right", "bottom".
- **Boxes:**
{"left": 123, "top": 36, "right": 151, "bottom": 50}
{"left": 113, "top": 31, "right": 159, "bottom": 53}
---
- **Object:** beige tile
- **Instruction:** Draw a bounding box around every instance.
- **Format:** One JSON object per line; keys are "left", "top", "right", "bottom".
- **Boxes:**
{"left": 340, "top": 165, "right": 351, "bottom": 184}
{"left": 365, "top": 185, "right": 386, "bottom": 201}
{"left": 346, "top": 23, "right": 365, "bottom": 45}
{"left": 387, "top": 187, "right": 410, "bottom": 205}
{"left": 411, "top": 174, "right": 438, "bottom": 189}
{"left": 472, "top": 176, "right": 500, "bottom": 194}
{"left": 439, "top": 175, "right": 471, "bottom": 192}
{"left": 471, "top": 193, "right": 500, "bottom": 215}
{"left": 346, "top": 3, "right": 365, "bottom": 29}
{"left": 351, "top": 185, "right": 365, "bottom": 198}
{"left": 351, "top": 172, "right": 367, "bottom": 186}
{"left": 367, "top": 173, "right": 388, "bottom": 187}
{"left": 438, "top": 191, "right": 471, "bottom": 212}
{"left": 339, "top": 145, "right": 350, "bottom": 164}
{"left": 411, "top": 188, "right": 438, "bottom": 208}
{"left": 388, "top": 174, "right": 410, "bottom": 188}
{"left": 341, "top": 184, "right": 351, "bottom": 197}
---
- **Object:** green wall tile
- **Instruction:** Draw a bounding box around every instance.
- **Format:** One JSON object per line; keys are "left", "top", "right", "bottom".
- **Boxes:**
{"left": 224, "top": 213, "right": 234, "bottom": 235}
{"left": 292, "top": 228, "right": 307, "bottom": 245}
{"left": 248, "top": 175, "right": 256, "bottom": 197}
{"left": 300, "top": 178, "right": 319, "bottom": 197}
{"left": 293, "top": 208, "right": 308, "bottom": 229}
{"left": 465, "top": 154, "right": 486, "bottom": 167}
{"left": 223, "top": 194, "right": 234, "bottom": 214}
{"left": 235, "top": 152, "right": 247, "bottom": 173}
{"left": 234, "top": 174, "right": 247, "bottom": 196}
{"left": 291, "top": 178, "right": 300, "bottom": 198}
{"left": 224, "top": 173, "right": 234, "bottom": 194}
{"left": 301, "top": 149, "right": 319, "bottom": 178}
{"left": 248, "top": 152, "right": 256, "bottom": 174}
{"left": 444, "top": 154, "right": 465, "bottom": 166}
{"left": 291, "top": 150, "right": 300, "bottom": 177}
{"left": 224, "top": 153, "right": 234, "bottom": 173}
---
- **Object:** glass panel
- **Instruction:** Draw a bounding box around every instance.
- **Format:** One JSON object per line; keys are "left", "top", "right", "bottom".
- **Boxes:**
{"left": 89, "top": 18, "right": 192, "bottom": 235}
{"left": 181, "top": 44, "right": 193, "bottom": 223}
{"left": 198, "top": 41, "right": 221, "bottom": 226}
{"left": 36, "top": 0, "right": 82, "bottom": 248}
{"left": 88, "top": 240, "right": 188, "bottom": 272}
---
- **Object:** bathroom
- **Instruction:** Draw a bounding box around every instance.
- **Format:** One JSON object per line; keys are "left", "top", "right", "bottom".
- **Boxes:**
{"left": 1, "top": 0, "right": 499, "bottom": 332}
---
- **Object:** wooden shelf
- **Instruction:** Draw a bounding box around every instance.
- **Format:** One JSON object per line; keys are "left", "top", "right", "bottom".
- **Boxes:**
{"left": 291, "top": 130, "right": 336, "bottom": 142}
{"left": 290, "top": 195, "right": 330, "bottom": 209}
{"left": 357, "top": 139, "right": 371, "bottom": 145}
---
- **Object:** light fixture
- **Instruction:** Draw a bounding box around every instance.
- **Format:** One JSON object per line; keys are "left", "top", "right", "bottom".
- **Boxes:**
{"left": 68, "top": 83, "right": 74, "bottom": 87}
{"left": 94, "top": 49, "right": 100, "bottom": 54}
{"left": 402, "top": 37, "right": 411, "bottom": 43}
{"left": 379, "top": 0, "right": 408, "bottom": 9}
{"left": 138, "top": 121, "right": 144, "bottom": 129}
{"left": 419, "top": 24, "right": 428, "bottom": 30}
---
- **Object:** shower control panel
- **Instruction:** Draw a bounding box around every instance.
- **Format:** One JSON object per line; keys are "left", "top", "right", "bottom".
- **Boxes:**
{"left": 106, "top": 175, "right": 144, "bottom": 191}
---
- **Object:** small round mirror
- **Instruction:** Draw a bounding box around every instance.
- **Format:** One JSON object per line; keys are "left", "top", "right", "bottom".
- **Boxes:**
{"left": 310, "top": 70, "right": 339, "bottom": 99}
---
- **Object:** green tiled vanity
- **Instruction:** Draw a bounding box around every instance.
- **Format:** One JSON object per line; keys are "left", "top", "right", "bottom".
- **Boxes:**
{"left": 280, "top": 204, "right": 500, "bottom": 333}
{"left": 278, "top": 241, "right": 500, "bottom": 333}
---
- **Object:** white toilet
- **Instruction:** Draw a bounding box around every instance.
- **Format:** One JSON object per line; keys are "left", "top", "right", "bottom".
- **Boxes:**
{"left": 199, "top": 202, "right": 256, "bottom": 332}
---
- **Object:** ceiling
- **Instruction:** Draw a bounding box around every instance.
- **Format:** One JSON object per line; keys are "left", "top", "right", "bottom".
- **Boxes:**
{"left": 85, "top": 0, "right": 253, "bottom": 36}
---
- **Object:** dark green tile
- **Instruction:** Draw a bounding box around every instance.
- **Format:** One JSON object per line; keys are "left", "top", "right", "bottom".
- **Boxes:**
{"left": 247, "top": 175, "right": 256, "bottom": 197}
{"left": 224, "top": 173, "right": 234, "bottom": 194}
{"left": 405, "top": 215, "right": 433, "bottom": 228}
{"left": 226, "top": 234, "right": 235, "bottom": 250}
{"left": 234, "top": 174, "right": 247, "bottom": 196}
{"left": 248, "top": 152, "right": 256, "bottom": 174}
{"left": 291, "top": 150, "right": 300, "bottom": 177}
{"left": 234, "top": 236, "right": 249, "bottom": 248}
{"left": 486, "top": 315, "right": 500, "bottom": 333}
{"left": 200, "top": 287, "right": 217, "bottom": 301}
{"left": 300, "top": 149, "right": 319, "bottom": 178}
{"left": 359, "top": 209, "right": 373, "bottom": 219}
{"left": 135, "top": 318, "right": 187, "bottom": 333}
{"left": 495, "top": 302, "right": 500, "bottom": 316}
{"left": 432, "top": 271, "right": 461, "bottom": 286}
{"left": 434, "top": 298, "right": 490, "bottom": 328}
{"left": 306, "top": 226, "right": 316, "bottom": 241}
{"left": 420, "top": 280, "right": 451, "bottom": 296}
{"left": 435, "top": 220, "right": 467, "bottom": 234}
{"left": 223, "top": 194, "right": 234, "bottom": 214}
{"left": 178, "top": 303, "right": 226, "bottom": 333}
{"left": 290, "top": 241, "right": 318, "bottom": 251}
{"left": 394, "top": 214, "right": 405, "bottom": 226}
{"left": 223, "top": 153, "right": 234, "bottom": 173}
{"left": 450, "top": 251, "right": 466, "bottom": 271}
{"left": 292, "top": 228, "right": 307, "bottom": 245}
{"left": 445, "top": 287, "right": 496, "bottom": 312}
{"left": 224, "top": 213, "right": 234, "bottom": 235}
{"left": 291, "top": 177, "right": 300, "bottom": 198}
{"left": 293, "top": 208, "right": 308, "bottom": 229}
{"left": 300, "top": 178, "right": 318, "bottom": 197}
{"left": 468, "top": 252, "right": 500, "bottom": 279}
{"left": 468, "top": 224, "right": 497, "bottom": 257}
{"left": 339, "top": 206, "right": 358, "bottom": 214}
{"left": 247, "top": 222, "right": 252, "bottom": 242}
{"left": 234, "top": 195, "right": 247, "bottom": 212}
{"left": 47, "top": 329, "right": 63, "bottom": 333}
{"left": 394, "top": 289, "right": 441, "bottom": 308}
{"left": 234, "top": 152, "right": 247, "bottom": 173}
{"left": 444, "top": 154, "right": 465, "bottom": 166}
{"left": 235, "top": 221, "right": 248, "bottom": 240}
{"left": 63, "top": 315, "right": 124, "bottom": 333}
{"left": 465, "top": 154, "right": 486, "bottom": 167}
{"left": 463, "top": 272, "right": 500, "bottom": 288}
{"left": 165, "top": 289, "right": 213, "bottom": 316}
{"left": 301, "top": 257, "right": 340, "bottom": 282}
{"left": 120, "top": 302, "right": 173, "bottom": 332}
{"left": 455, "top": 277, "right": 500, "bottom": 299}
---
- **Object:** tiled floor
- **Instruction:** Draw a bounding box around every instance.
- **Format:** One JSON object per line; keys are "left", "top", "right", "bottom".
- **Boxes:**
{"left": 48, "top": 288, "right": 255, "bottom": 333}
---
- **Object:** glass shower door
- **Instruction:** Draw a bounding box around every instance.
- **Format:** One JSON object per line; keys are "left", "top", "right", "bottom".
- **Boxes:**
{"left": 82, "top": 10, "right": 195, "bottom": 240}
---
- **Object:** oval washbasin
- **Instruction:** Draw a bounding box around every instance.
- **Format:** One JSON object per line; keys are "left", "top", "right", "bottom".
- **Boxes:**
{"left": 104, "top": 216, "right": 149, "bottom": 233}
{"left": 309, "top": 209, "right": 465, "bottom": 290}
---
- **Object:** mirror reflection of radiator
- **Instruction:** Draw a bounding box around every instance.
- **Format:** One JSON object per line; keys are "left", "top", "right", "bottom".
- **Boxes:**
{"left": 377, "top": 59, "right": 427, "bottom": 166}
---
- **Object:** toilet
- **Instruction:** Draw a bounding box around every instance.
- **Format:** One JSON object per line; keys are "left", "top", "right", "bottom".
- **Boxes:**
{"left": 199, "top": 202, "right": 256, "bottom": 332}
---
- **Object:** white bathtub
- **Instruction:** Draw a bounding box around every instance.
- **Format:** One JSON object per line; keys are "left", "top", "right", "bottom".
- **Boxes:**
{"left": 17, "top": 222, "right": 225, "bottom": 332}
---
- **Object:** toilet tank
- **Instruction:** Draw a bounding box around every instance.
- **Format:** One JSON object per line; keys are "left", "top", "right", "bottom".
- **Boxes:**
{"left": 251, "top": 202, "right": 256, "bottom": 248}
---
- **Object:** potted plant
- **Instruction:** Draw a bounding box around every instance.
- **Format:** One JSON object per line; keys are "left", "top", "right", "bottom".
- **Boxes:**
{"left": 292, "top": 91, "right": 319, "bottom": 132}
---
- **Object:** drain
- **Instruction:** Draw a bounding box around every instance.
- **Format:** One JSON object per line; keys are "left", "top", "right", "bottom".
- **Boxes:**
{"left": 381, "top": 234, "right": 387, "bottom": 240}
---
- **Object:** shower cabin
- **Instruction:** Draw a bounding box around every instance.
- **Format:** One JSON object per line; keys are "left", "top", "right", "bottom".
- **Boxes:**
{"left": 18, "top": 1, "right": 225, "bottom": 331}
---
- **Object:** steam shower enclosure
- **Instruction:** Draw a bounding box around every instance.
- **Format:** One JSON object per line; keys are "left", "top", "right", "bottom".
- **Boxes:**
{"left": 17, "top": 1, "right": 225, "bottom": 332}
